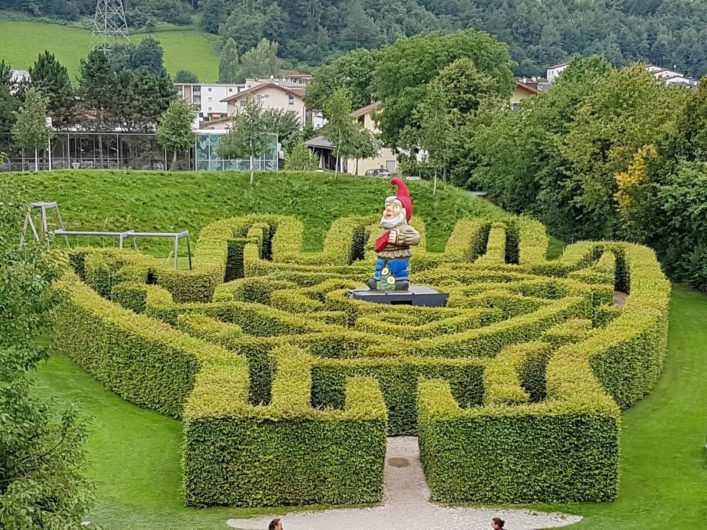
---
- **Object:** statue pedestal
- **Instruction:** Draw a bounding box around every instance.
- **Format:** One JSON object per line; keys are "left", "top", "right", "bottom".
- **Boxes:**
{"left": 347, "top": 286, "right": 448, "bottom": 307}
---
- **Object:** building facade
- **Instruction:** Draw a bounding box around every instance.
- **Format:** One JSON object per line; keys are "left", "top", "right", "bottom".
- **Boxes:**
{"left": 175, "top": 83, "right": 244, "bottom": 122}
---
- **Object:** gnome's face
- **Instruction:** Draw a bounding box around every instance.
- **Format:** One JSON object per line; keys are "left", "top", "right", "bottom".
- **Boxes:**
{"left": 381, "top": 198, "right": 406, "bottom": 229}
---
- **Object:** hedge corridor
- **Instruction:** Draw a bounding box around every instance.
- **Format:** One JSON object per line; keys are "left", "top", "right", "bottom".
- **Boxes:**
{"left": 50, "top": 214, "right": 670, "bottom": 506}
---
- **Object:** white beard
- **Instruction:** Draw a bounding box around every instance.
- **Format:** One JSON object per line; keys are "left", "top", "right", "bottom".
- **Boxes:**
{"left": 381, "top": 211, "right": 406, "bottom": 229}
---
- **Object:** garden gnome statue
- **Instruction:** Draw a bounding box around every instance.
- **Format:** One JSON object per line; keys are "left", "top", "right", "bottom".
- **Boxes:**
{"left": 367, "top": 178, "right": 420, "bottom": 291}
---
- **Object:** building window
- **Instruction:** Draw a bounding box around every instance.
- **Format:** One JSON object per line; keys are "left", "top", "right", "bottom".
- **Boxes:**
{"left": 208, "top": 87, "right": 212, "bottom": 92}
{"left": 229, "top": 88, "right": 233, "bottom": 92}
{"left": 240, "top": 100, "right": 246, "bottom": 108}
{"left": 208, "top": 106, "right": 212, "bottom": 111}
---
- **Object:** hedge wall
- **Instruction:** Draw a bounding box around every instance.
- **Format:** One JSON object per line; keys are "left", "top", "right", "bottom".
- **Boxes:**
{"left": 183, "top": 347, "right": 387, "bottom": 507}
{"left": 417, "top": 379, "right": 619, "bottom": 503}
{"left": 50, "top": 213, "right": 670, "bottom": 507}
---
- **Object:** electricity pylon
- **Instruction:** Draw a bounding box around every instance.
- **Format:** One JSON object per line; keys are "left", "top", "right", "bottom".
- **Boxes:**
{"left": 91, "top": 0, "right": 129, "bottom": 52}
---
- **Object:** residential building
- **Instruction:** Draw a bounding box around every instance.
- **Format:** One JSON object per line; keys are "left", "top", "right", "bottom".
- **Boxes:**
{"left": 175, "top": 83, "right": 244, "bottom": 123}
{"left": 512, "top": 81, "right": 540, "bottom": 110}
{"left": 547, "top": 63, "right": 569, "bottom": 84}
{"left": 349, "top": 101, "right": 397, "bottom": 175}
{"left": 645, "top": 65, "right": 698, "bottom": 88}
{"left": 198, "top": 82, "right": 308, "bottom": 132}
{"left": 305, "top": 101, "right": 397, "bottom": 175}
{"left": 548, "top": 62, "right": 698, "bottom": 89}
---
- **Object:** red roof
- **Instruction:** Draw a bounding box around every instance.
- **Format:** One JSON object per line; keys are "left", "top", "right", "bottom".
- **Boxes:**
{"left": 515, "top": 81, "right": 540, "bottom": 95}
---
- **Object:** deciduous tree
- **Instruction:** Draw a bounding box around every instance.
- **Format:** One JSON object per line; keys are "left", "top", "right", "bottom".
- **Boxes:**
{"left": 322, "top": 88, "right": 358, "bottom": 177}
{"left": 0, "top": 200, "right": 93, "bottom": 529}
{"left": 157, "top": 98, "right": 196, "bottom": 170}
{"left": 218, "top": 96, "right": 270, "bottom": 185}
{"left": 11, "top": 88, "right": 53, "bottom": 171}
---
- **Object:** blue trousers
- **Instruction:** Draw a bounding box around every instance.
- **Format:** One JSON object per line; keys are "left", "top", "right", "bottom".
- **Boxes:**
{"left": 374, "top": 258, "right": 410, "bottom": 281}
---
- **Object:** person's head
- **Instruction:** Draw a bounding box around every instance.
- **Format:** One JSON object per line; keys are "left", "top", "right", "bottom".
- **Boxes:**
{"left": 380, "top": 177, "right": 413, "bottom": 229}
{"left": 381, "top": 196, "right": 406, "bottom": 229}
{"left": 492, "top": 517, "right": 505, "bottom": 529}
{"left": 268, "top": 518, "right": 283, "bottom": 530}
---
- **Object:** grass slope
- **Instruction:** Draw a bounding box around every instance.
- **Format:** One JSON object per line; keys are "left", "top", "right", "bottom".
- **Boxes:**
{"left": 0, "top": 20, "right": 220, "bottom": 82}
{"left": 558, "top": 286, "right": 707, "bottom": 528}
{"left": 0, "top": 170, "right": 504, "bottom": 255}
{"left": 33, "top": 287, "right": 707, "bottom": 528}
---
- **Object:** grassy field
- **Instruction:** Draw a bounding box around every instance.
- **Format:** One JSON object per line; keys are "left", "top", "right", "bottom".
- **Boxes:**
{"left": 32, "top": 287, "right": 707, "bottom": 529}
{"left": 18, "top": 170, "right": 705, "bottom": 528}
{"left": 0, "top": 170, "right": 505, "bottom": 255}
{"left": 0, "top": 20, "right": 220, "bottom": 82}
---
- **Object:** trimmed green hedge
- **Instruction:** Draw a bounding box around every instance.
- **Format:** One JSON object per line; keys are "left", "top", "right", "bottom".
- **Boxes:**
{"left": 50, "top": 214, "right": 670, "bottom": 507}
{"left": 311, "top": 355, "right": 487, "bottom": 435}
{"left": 417, "top": 378, "right": 619, "bottom": 503}
{"left": 52, "top": 273, "right": 236, "bottom": 419}
{"left": 183, "top": 346, "right": 387, "bottom": 507}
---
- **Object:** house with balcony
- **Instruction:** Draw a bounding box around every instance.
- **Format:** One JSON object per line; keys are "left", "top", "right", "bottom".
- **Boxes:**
{"left": 196, "top": 81, "right": 308, "bottom": 131}
{"left": 175, "top": 83, "right": 244, "bottom": 123}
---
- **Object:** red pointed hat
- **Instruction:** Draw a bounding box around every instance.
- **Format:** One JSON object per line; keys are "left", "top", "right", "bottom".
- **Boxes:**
{"left": 391, "top": 177, "right": 413, "bottom": 221}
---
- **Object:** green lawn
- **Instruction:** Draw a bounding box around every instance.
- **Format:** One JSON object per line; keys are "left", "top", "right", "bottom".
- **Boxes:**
{"left": 19, "top": 170, "right": 705, "bottom": 527}
{"left": 1, "top": 170, "right": 504, "bottom": 255}
{"left": 0, "top": 20, "right": 220, "bottom": 82}
{"left": 556, "top": 285, "right": 707, "bottom": 528}
{"left": 33, "top": 286, "right": 707, "bottom": 529}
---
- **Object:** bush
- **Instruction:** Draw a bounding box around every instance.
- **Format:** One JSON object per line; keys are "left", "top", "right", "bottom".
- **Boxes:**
{"left": 51, "top": 214, "right": 670, "bottom": 507}
{"left": 183, "top": 347, "right": 387, "bottom": 507}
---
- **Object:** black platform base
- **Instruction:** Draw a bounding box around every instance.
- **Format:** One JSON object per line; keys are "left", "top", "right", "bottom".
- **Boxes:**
{"left": 347, "top": 286, "right": 448, "bottom": 307}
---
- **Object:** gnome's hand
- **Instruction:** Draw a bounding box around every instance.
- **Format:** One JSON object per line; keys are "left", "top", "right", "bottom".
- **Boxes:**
{"left": 388, "top": 231, "right": 398, "bottom": 244}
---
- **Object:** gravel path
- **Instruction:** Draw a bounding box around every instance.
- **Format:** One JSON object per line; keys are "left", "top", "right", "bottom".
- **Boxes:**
{"left": 226, "top": 437, "right": 582, "bottom": 530}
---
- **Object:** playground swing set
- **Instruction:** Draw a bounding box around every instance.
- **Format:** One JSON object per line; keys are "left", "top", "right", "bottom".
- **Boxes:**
{"left": 20, "top": 202, "right": 192, "bottom": 270}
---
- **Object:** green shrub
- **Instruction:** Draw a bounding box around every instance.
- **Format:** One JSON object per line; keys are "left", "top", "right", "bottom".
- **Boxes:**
{"left": 417, "top": 378, "right": 620, "bottom": 503}
{"left": 311, "top": 356, "right": 487, "bottom": 435}
{"left": 52, "top": 273, "right": 235, "bottom": 419}
{"left": 51, "top": 214, "right": 671, "bottom": 507}
{"left": 183, "top": 347, "right": 387, "bottom": 507}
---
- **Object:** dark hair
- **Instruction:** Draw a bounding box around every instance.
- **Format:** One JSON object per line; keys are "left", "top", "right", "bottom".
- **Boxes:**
{"left": 268, "top": 518, "right": 281, "bottom": 530}
{"left": 492, "top": 517, "right": 505, "bottom": 528}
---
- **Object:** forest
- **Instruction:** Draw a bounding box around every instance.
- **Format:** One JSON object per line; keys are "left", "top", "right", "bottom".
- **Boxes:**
{"left": 0, "top": 0, "right": 705, "bottom": 77}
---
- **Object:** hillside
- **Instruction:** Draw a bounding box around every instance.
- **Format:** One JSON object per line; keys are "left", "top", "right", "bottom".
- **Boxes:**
{"left": 0, "top": 20, "right": 220, "bottom": 82}
{"left": 0, "top": 170, "right": 504, "bottom": 255}
{"left": 3, "top": 1, "right": 706, "bottom": 77}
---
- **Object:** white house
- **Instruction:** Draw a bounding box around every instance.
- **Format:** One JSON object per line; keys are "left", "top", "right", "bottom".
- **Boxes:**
{"left": 175, "top": 83, "right": 244, "bottom": 123}
{"left": 547, "top": 63, "right": 569, "bottom": 84}
{"left": 549, "top": 62, "right": 698, "bottom": 89}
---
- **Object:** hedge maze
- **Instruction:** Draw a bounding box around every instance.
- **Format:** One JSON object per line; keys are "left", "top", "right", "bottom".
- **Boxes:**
{"left": 51, "top": 214, "right": 670, "bottom": 507}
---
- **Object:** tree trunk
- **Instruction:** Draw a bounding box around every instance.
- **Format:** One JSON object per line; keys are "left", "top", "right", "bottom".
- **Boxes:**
{"left": 334, "top": 149, "right": 340, "bottom": 178}
{"left": 355, "top": 158, "right": 359, "bottom": 176}
{"left": 98, "top": 107, "right": 104, "bottom": 168}
{"left": 172, "top": 149, "right": 178, "bottom": 170}
{"left": 249, "top": 155, "right": 254, "bottom": 186}
{"left": 433, "top": 167, "right": 438, "bottom": 196}
{"left": 34, "top": 147, "right": 38, "bottom": 172}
